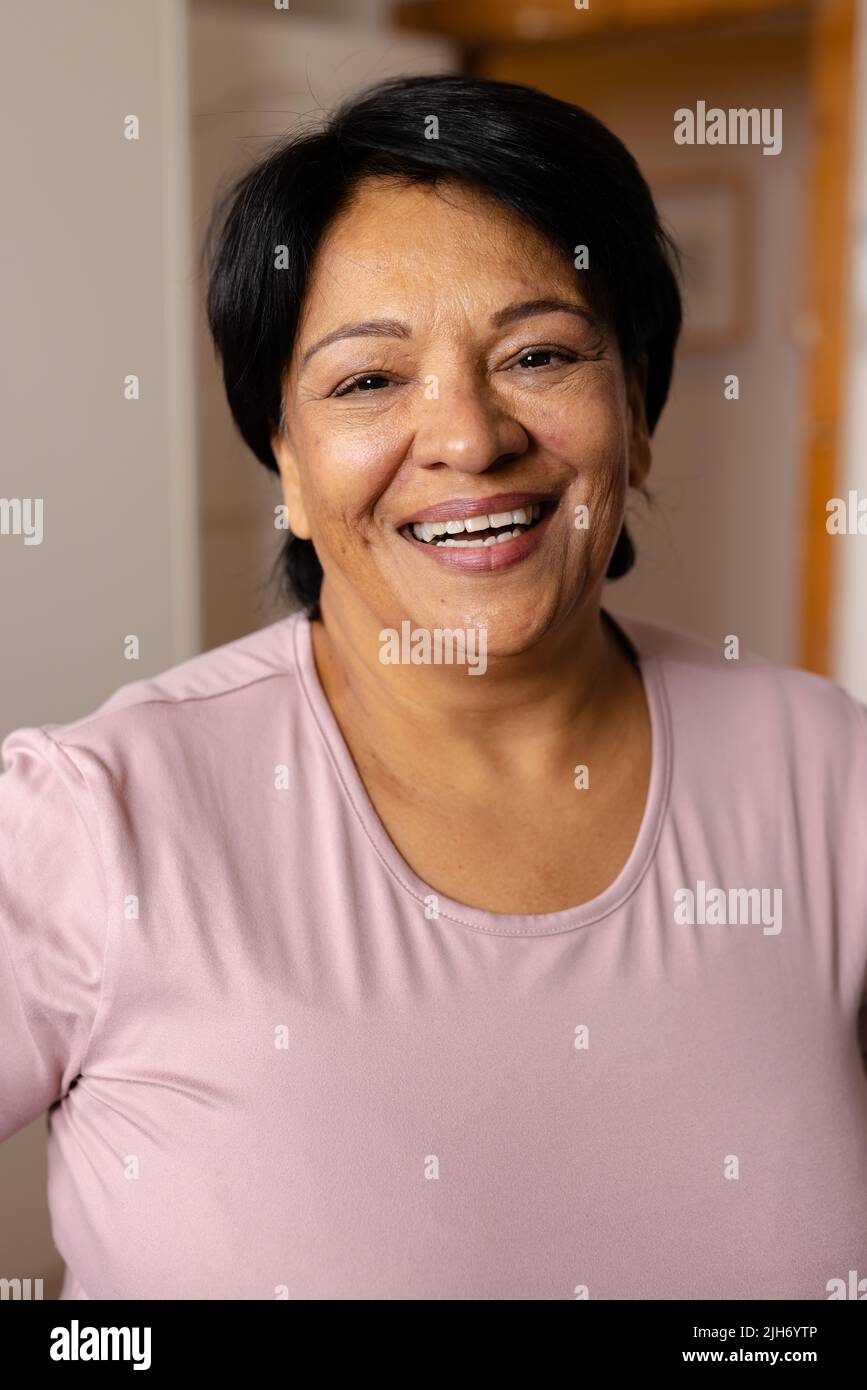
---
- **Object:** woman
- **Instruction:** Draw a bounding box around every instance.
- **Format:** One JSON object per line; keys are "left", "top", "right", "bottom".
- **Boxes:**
{"left": 2, "top": 74, "right": 866, "bottom": 1301}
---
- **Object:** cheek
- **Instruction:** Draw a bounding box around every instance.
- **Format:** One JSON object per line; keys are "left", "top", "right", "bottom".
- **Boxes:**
{"left": 534, "top": 379, "right": 626, "bottom": 477}
{"left": 298, "top": 419, "right": 398, "bottom": 524}
{"left": 542, "top": 421, "right": 625, "bottom": 486}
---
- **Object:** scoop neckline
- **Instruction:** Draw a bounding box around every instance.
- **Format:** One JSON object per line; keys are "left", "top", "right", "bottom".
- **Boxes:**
{"left": 291, "top": 607, "right": 672, "bottom": 937}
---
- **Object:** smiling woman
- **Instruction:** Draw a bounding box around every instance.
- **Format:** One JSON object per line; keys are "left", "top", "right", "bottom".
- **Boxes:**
{"left": 278, "top": 195, "right": 627, "bottom": 595}
{"left": 205, "top": 74, "right": 682, "bottom": 621}
{"left": 2, "top": 73, "right": 867, "bottom": 1304}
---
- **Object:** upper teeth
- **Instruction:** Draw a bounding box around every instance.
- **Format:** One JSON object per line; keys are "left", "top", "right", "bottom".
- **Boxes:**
{"left": 411, "top": 504, "right": 541, "bottom": 544}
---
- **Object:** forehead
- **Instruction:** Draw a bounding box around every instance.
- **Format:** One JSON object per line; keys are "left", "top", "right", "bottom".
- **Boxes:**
{"left": 298, "top": 177, "right": 582, "bottom": 325}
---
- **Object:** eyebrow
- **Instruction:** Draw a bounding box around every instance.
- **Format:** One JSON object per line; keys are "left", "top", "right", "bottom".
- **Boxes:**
{"left": 490, "top": 298, "right": 601, "bottom": 332}
{"left": 301, "top": 318, "right": 410, "bottom": 366}
{"left": 299, "top": 298, "right": 602, "bottom": 367}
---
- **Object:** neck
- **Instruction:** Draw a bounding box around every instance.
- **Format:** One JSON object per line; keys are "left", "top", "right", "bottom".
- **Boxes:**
{"left": 309, "top": 587, "right": 640, "bottom": 785}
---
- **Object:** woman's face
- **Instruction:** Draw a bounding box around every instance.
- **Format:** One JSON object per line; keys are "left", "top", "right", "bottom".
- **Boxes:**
{"left": 272, "top": 177, "right": 650, "bottom": 655}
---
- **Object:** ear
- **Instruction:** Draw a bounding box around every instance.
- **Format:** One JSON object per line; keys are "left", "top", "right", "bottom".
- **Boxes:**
{"left": 270, "top": 418, "right": 313, "bottom": 541}
{"left": 625, "top": 356, "right": 652, "bottom": 489}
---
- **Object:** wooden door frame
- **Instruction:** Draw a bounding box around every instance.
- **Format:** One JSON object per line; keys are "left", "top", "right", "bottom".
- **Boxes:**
{"left": 396, "top": 0, "right": 859, "bottom": 674}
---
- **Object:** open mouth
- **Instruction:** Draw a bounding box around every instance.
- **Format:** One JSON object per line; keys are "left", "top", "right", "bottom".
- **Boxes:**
{"left": 402, "top": 501, "right": 553, "bottom": 548}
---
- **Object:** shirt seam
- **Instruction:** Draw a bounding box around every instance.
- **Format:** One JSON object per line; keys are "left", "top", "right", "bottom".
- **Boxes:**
{"left": 40, "top": 730, "right": 113, "bottom": 1084}
{"left": 45, "top": 669, "right": 294, "bottom": 744}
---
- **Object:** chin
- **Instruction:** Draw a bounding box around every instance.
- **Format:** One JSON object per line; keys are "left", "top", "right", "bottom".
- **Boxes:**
{"left": 396, "top": 593, "right": 561, "bottom": 658}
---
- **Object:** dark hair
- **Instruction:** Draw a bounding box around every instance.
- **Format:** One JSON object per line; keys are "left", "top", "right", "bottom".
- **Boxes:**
{"left": 204, "top": 73, "right": 682, "bottom": 618}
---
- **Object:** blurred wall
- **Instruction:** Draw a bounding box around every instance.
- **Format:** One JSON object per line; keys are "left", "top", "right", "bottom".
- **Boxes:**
{"left": 0, "top": 0, "right": 199, "bottom": 741}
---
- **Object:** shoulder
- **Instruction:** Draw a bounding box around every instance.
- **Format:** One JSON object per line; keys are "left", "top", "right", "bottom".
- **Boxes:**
{"left": 76, "top": 611, "right": 303, "bottom": 721}
{"left": 1, "top": 611, "right": 308, "bottom": 785}
{"left": 612, "top": 607, "right": 867, "bottom": 764}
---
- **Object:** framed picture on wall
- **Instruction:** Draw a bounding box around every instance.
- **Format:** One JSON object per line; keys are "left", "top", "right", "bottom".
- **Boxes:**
{"left": 649, "top": 171, "right": 752, "bottom": 350}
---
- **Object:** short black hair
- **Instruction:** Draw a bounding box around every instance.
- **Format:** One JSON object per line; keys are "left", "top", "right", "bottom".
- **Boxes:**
{"left": 204, "top": 73, "right": 683, "bottom": 618}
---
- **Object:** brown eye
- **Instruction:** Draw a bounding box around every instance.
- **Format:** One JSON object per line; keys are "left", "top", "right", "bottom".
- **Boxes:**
{"left": 513, "top": 348, "right": 578, "bottom": 370}
{"left": 333, "top": 373, "right": 395, "bottom": 398}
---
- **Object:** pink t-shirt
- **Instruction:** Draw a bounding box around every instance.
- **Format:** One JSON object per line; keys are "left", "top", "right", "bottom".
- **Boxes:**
{"left": 1, "top": 607, "right": 866, "bottom": 1301}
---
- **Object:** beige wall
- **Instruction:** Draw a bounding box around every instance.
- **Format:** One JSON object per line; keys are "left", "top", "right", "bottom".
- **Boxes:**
{"left": 0, "top": 0, "right": 199, "bottom": 741}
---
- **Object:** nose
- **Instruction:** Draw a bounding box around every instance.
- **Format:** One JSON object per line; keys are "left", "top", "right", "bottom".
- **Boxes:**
{"left": 409, "top": 384, "right": 529, "bottom": 475}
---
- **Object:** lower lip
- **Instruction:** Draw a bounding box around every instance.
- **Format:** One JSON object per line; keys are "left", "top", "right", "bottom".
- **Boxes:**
{"left": 401, "top": 508, "right": 555, "bottom": 572}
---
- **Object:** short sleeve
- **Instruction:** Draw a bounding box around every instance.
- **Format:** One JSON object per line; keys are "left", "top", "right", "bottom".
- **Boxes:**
{"left": 0, "top": 724, "right": 107, "bottom": 1141}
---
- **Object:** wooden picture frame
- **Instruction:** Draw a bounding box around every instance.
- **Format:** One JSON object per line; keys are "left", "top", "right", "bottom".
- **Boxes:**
{"left": 650, "top": 170, "right": 752, "bottom": 352}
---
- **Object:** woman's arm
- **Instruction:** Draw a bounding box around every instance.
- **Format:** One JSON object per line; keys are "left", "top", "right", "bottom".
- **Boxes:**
{"left": 0, "top": 727, "right": 107, "bottom": 1141}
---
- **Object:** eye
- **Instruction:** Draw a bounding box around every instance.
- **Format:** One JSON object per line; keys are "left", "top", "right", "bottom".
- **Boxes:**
{"left": 511, "top": 347, "right": 580, "bottom": 371}
{"left": 332, "top": 372, "right": 398, "bottom": 398}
